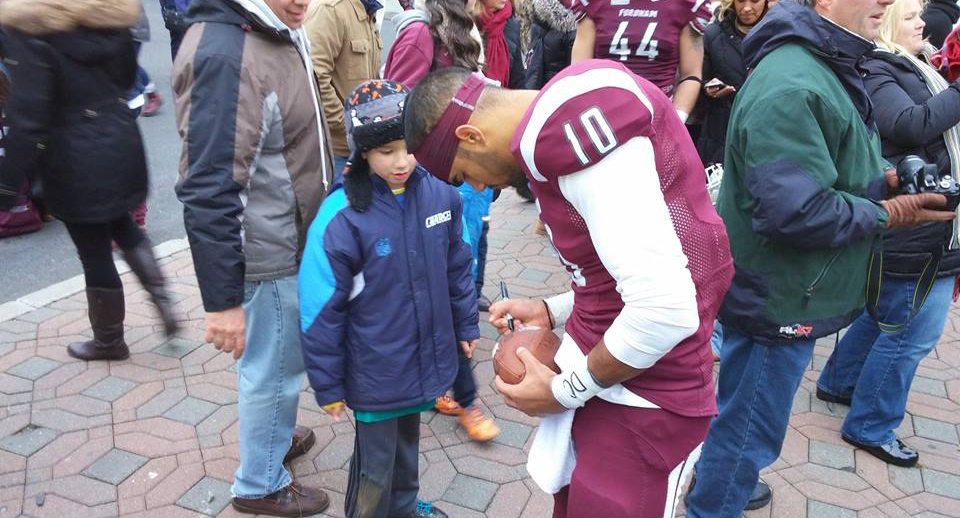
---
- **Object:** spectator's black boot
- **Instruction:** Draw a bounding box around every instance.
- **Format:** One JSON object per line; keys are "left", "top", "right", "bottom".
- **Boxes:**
{"left": 67, "top": 287, "right": 129, "bottom": 361}
{"left": 123, "top": 241, "right": 180, "bottom": 337}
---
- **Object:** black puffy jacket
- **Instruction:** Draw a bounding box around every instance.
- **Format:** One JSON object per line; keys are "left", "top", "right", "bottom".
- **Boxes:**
{"left": 0, "top": 0, "right": 147, "bottom": 224}
{"left": 697, "top": 17, "right": 747, "bottom": 166}
{"left": 862, "top": 50, "right": 960, "bottom": 279}
{"left": 516, "top": 0, "right": 576, "bottom": 89}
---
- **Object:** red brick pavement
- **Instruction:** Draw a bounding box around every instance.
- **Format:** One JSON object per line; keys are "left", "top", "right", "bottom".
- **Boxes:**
{"left": 1, "top": 191, "right": 958, "bottom": 517}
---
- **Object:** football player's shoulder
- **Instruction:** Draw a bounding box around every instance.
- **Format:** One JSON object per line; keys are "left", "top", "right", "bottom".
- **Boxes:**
{"left": 516, "top": 61, "right": 656, "bottom": 181}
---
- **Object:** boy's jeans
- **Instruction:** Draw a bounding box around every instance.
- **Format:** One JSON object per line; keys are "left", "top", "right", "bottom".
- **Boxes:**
{"left": 232, "top": 275, "right": 306, "bottom": 499}
{"left": 818, "top": 276, "right": 952, "bottom": 446}
{"left": 687, "top": 326, "right": 815, "bottom": 517}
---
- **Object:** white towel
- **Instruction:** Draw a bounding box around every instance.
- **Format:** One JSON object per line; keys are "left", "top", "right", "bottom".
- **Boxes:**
{"left": 526, "top": 334, "right": 661, "bottom": 494}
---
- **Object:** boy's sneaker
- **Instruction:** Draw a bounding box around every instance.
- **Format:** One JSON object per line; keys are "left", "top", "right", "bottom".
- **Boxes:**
{"left": 435, "top": 395, "right": 462, "bottom": 416}
{"left": 459, "top": 405, "right": 500, "bottom": 442}
{"left": 142, "top": 91, "right": 163, "bottom": 117}
{"left": 412, "top": 500, "right": 448, "bottom": 518}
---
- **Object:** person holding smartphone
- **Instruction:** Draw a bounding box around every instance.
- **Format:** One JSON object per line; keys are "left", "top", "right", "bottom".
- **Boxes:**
{"left": 697, "top": 0, "right": 770, "bottom": 166}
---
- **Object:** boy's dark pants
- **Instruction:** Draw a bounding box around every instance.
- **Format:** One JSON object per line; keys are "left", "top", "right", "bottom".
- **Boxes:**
{"left": 452, "top": 345, "right": 477, "bottom": 409}
{"left": 345, "top": 413, "right": 420, "bottom": 518}
{"left": 451, "top": 220, "right": 488, "bottom": 410}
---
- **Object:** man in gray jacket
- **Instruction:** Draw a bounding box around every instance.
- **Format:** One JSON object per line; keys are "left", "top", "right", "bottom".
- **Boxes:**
{"left": 172, "top": 0, "right": 333, "bottom": 515}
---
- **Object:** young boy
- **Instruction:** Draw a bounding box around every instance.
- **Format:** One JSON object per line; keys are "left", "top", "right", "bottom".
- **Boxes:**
{"left": 299, "top": 80, "right": 479, "bottom": 518}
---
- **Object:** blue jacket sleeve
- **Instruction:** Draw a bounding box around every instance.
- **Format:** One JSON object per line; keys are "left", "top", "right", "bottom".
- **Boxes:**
{"left": 740, "top": 91, "right": 883, "bottom": 249}
{"left": 299, "top": 191, "right": 357, "bottom": 406}
{"left": 446, "top": 189, "right": 480, "bottom": 342}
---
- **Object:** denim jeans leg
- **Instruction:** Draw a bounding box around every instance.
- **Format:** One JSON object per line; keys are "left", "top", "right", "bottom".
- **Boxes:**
{"left": 842, "top": 276, "right": 952, "bottom": 446}
{"left": 452, "top": 345, "right": 477, "bottom": 409}
{"left": 232, "top": 275, "right": 307, "bottom": 498}
{"left": 687, "top": 328, "right": 815, "bottom": 518}
{"left": 817, "top": 310, "right": 881, "bottom": 399}
{"left": 710, "top": 320, "right": 724, "bottom": 359}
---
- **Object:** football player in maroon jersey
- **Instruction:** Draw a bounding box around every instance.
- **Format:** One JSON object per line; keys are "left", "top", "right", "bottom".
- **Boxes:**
{"left": 568, "top": 0, "right": 711, "bottom": 123}
{"left": 403, "top": 62, "right": 733, "bottom": 517}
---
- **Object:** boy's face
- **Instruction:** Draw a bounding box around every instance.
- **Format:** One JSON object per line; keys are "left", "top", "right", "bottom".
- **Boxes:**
{"left": 363, "top": 140, "right": 417, "bottom": 191}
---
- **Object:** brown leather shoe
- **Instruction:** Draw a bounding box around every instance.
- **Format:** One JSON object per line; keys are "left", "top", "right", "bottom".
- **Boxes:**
{"left": 232, "top": 483, "right": 329, "bottom": 517}
{"left": 67, "top": 287, "right": 129, "bottom": 361}
{"left": 283, "top": 426, "right": 316, "bottom": 464}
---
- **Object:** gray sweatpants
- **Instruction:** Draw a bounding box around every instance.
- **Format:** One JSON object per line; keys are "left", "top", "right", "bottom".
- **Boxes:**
{"left": 345, "top": 413, "right": 421, "bottom": 518}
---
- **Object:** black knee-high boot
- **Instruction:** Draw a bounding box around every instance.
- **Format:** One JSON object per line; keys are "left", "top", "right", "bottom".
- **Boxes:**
{"left": 122, "top": 241, "right": 179, "bottom": 336}
{"left": 67, "top": 287, "right": 129, "bottom": 361}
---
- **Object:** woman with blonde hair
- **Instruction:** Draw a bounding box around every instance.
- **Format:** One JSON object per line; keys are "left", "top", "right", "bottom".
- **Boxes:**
{"left": 816, "top": 0, "right": 960, "bottom": 467}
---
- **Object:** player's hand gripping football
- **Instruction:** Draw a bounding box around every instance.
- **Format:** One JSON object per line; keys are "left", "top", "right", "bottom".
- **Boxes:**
{"left": 495, "top": 347, "right": 566, "bottom": 417}
{"left": 488, "top": 298, "right": 552, "bottom": 334}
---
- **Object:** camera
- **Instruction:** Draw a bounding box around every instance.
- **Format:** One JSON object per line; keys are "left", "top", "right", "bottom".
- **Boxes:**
{"left": 897, "top": 155, "right": 960, "bottom": 211}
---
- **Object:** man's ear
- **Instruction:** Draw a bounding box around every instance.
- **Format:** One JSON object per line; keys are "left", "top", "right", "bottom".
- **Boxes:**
{"left": 454, "top": 124, "right": 486, "bottom": 148}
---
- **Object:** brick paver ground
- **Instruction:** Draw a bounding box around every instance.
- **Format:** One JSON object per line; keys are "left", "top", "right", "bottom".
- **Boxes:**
{"left": 2, "top": 191, "right": 959, "bottom": 517}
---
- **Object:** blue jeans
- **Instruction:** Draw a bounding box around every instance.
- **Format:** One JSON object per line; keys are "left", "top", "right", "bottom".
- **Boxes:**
{"left": 710, "top": 320, "right": 724, "bottom": 358}
{"left": 687, "top": 326, "right": 815, "bottom": 517}
{"left": 233, "top": 275, "right": 306, "bottom": 498}
{"left": 817, "top": 276, "right": 952, "bottom": 446}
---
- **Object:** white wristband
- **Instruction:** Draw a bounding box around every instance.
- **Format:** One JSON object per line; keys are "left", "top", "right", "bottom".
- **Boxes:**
{"left": 676, "top": 109, "right": 690, "bottom": 124}
{"left": 550, "top": 356, "right": 605, "bottom": 409}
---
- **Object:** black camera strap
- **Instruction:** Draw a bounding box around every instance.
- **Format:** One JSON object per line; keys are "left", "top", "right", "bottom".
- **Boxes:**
{"left": 865, "top": 239, "right": 942, "bottom": 333}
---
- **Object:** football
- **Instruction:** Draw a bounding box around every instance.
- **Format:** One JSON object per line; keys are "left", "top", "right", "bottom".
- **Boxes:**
{"left": 493, "top": 328, "right": 561, "bottom": 385}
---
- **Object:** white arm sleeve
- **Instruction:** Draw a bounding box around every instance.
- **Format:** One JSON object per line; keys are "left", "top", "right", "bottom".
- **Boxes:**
{"left": 544, "top": 290, "right": 575, "bottom": 328}
{"left": 558, "top": 137, "right": 700, "bottom": 369}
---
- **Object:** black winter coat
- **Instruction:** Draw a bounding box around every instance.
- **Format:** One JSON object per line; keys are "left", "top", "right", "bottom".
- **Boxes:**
{"left": 697, "top": 18, "right": 747, "bottom": 166}
{"left": 517, "top": 0, "right": 576, "bottom": 89}
{"left": 0, "top": 1, "right": 147, "bottom": 224}
{"left": 504, "top": 17, "right": 526, "bottom": 90}
{"left": 923, "top": 0, "right": 960, "bottom": 50}
{"left": 862, "top": 50, "right": 960, "bottom": 278}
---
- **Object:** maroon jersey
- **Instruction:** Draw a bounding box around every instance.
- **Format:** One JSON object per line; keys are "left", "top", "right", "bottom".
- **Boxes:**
{"left": 570, "top": 0, "right": 710, "bottom": 95}
{"left": 509, "top": 59, "right": 733, "bottom": 417}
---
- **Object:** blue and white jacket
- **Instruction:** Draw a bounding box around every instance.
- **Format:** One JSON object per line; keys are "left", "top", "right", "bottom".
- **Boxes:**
{"left": 299, "top": 167, "right": 480, "bottom": 412}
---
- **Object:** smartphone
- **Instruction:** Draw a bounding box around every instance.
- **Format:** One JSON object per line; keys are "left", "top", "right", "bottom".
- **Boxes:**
{"left": 704, "top": 78, "right": 727, "bottom": 90}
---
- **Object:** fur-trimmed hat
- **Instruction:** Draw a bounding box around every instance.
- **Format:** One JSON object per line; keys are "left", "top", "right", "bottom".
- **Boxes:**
{"left": 342, "top": 80, "right": 410, "bottom": 212}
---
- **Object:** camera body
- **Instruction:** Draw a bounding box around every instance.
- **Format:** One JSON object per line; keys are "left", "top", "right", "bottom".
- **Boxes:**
{"left": 897, "top": 155, "right": 960, "bottom": 211}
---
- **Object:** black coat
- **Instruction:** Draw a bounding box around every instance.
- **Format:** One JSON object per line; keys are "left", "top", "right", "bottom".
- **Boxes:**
{"left": 923, "top": 0, "right": 960, "bottom": 50}
{"left": 504, "top": 17, "right": 526, "bottom": 90}
{"left": 517, "top": 0, "right": 576, "bottom": 89}
{"left": 697, "top": 18, "right": 747, "bottom": 166}
{"left": 0, "top": 27, "right": 147, "bottom": 224}
{"left": 862, "top": 50, "right": 960, "bottom": 278}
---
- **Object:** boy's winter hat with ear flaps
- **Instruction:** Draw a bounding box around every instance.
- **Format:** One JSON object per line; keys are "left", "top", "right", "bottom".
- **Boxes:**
{"left": 342, "top": 80, "right": 410, "bottom": 211}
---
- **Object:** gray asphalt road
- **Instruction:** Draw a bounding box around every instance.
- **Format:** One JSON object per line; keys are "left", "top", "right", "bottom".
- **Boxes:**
{"left": 0, "top": 0, "right": 403, "bottom": 304}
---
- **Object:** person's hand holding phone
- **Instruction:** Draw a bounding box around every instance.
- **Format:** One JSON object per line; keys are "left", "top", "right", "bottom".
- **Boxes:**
{"left": 704, "top": 78, "right": 736, "bottom": 98}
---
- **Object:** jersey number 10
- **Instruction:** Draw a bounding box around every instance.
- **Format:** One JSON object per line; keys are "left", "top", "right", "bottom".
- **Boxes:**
{"left": 609, "top": 21, "right": 660, "bottom": 61}
{"left": 562, "top": 107, "right": 618, "bottom": 166}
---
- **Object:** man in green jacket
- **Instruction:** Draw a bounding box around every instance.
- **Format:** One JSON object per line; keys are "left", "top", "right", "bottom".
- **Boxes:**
{"left": 686, "top": 0, "right": 953, "bottom": 515}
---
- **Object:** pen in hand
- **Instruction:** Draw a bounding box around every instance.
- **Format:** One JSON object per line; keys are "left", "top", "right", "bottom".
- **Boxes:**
{"left": 500, "top": 281, "right": 514, "bottom": 332}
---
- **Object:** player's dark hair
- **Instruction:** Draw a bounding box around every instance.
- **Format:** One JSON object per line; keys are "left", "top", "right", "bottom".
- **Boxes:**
{"left": 425, "top": 0, "right": 483, "bottom": 71}
{"left": 404, "top": 67, "right": 476, "bottom": 153}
